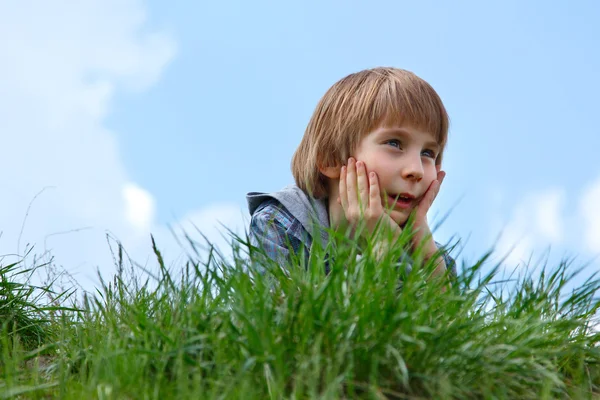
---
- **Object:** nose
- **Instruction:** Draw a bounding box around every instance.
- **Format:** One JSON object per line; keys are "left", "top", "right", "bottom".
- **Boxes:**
{"left": 401, "top": 153, "right": 424, "bottom": 181}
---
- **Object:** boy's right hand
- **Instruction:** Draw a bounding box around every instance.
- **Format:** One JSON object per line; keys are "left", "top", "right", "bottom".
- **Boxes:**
{"left": 338, "top": 157, "right": 402, "bottom": 245}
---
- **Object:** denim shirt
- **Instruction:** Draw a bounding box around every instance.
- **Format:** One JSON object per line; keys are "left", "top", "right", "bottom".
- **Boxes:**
{"left": 249, "top": 197, "right": 457, "bottom": 277}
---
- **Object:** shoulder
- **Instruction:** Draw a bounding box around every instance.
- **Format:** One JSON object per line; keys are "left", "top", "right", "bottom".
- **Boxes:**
{"left": 250, "top": 198, "right": 307, "bottom": 242}
{"left": 249, "top": 198, "right": 310, "bottom": 262}
{"left": 251, "top": 198, "right": 295, "bottom": 230}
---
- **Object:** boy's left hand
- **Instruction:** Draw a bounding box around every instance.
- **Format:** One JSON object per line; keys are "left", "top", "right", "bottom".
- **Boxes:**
{"left": 411, "top": 170, "right": 446, "bottom": 255}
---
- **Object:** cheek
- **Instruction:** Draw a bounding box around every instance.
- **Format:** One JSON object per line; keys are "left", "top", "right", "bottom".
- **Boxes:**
{"left": 363, "top": 158, "right": 389, "bottom": 178}
{"left": 423, "top": 165, "right": 438, "bottom": 184}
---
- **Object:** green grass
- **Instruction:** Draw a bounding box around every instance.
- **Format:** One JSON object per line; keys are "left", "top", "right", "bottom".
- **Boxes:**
{"left": 1, "top": 228, "right": 599, "bottom": 399}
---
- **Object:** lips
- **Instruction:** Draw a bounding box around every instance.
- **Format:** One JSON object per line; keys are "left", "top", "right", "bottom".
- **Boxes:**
{"left": 387, "top": 192, "right": 416, "bottom": 209}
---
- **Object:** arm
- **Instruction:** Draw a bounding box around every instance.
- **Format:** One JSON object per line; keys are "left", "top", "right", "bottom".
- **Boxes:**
{"left": 414, "top": 238, "right": 456, "bottom": 293}
{"left": 249, "top": 199, "right": 309, "bottom": 272}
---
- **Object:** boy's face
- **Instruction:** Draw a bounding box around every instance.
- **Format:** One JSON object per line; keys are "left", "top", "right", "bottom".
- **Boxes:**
{"left": 352, "top": 124, "right": 441, "bottom": 226}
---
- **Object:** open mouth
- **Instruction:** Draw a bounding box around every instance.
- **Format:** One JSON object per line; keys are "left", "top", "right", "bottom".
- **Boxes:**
{"left": 387, "top": 193, "right": 415, "bottom": 209}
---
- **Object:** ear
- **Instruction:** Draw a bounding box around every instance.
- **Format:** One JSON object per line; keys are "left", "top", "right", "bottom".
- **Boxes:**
{"left": 319, "top": 165, "right": 340, "bottom": 179}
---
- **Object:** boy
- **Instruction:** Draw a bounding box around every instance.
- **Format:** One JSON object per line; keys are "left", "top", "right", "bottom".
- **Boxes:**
{"left": 247, "top": 67, "right": 456, "bottom": 278}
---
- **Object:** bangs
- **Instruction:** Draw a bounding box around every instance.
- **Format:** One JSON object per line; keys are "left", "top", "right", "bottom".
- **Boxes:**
{"left": 372, "top": 75, "right": 448, "bottom": 147}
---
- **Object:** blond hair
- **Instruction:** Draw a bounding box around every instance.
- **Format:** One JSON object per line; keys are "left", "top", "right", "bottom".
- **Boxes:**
{"left": 291, "top": 67, "right": 449, "bottom": 198}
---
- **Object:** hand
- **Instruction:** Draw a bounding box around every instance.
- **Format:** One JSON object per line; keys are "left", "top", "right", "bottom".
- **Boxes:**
{"left": 338, "top": 157, "right": 402, "bottom": 245}
{"left": 410, "top": 170, "right": 448, "bottom": 277}
{"left": 411, "top": 170, "right": 446, "bottom": 250}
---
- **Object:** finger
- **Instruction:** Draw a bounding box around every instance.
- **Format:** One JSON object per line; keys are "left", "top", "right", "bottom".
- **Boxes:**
{"left": 346, "top": 158, "right": 358, "bottom": 213}
{"left": 417, "top": 179, "right": 441, "bottom": 217}
{"left": 417, "top": 171, "right": 445, "bottom": 218}
{"left": 368, "top": 171, "right": 383, "bottom": 215}
{"left": 366, "top": 171, "right": 383, "bottom": 235}
{"left": 429, "top": 171, "right": 446, "bottom": 205}
{"left": 339, "top": 165, "right": 348, "bottom": 211}
{"left": 438, "top": 170, "right": 446, "bottom": 185}
{"left": 356, "top": 161, "right": 369, "bottom": 213}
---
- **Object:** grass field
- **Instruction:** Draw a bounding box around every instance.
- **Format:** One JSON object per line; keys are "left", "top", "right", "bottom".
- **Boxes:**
{"left": 1, "top": 228, "right": 599, "bottom": 399}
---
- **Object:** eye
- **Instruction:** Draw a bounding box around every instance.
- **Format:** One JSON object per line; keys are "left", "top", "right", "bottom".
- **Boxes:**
{"left": 422, "top": 149, "right": 437, "bottom": 158}
{"left": 385, "top": 139, "right": 402, "bottom": 149}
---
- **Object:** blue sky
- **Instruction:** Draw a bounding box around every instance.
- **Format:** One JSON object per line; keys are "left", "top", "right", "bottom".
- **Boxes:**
{"left": 1, "top": 1, "right": 599, "bottom": 291}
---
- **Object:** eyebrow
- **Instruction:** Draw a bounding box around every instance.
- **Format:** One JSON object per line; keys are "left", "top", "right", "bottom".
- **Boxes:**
{"left": 377, "top": 127, "right": 440, "bottom": 150}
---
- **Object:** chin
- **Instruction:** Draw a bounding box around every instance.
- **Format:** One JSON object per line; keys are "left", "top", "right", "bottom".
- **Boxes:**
{"left": 388, "top": 210, "right": 408, "bottom": 226}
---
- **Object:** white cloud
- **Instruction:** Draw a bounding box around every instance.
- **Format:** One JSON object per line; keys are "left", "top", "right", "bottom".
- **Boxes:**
{"left": 123, "top": 183, "right": 156, "bottom": 233}
{"left": 151, "top": 203, "right": 249, "bottom": 268}
{"left": 492, "top": 188, "right": 565, "bottom": 268}
{"left": 0, "top": 1, "right": 176, "bottom": 291}
{"left": 532, "top": 190, "right": 564, "bottom": 243}
{"left": 0, "top": 1, "right": 251, "bottom": 296}
{"left": 580, "top": 176, "right": 600, "bottom": 253}
{"left": 490, "top": 177, "right": 600, "bottom": 271}
{"left": 176, "top": 203, "right": 248, "bottom": 251}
